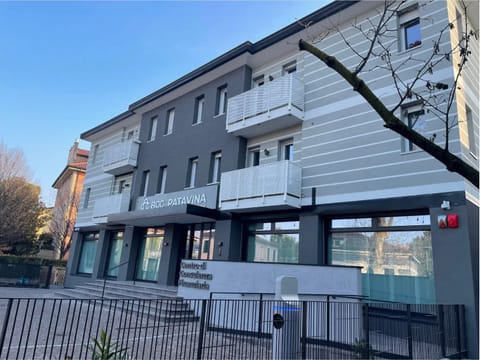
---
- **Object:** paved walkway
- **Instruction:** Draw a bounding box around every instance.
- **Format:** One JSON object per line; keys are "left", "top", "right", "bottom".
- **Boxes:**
{"left": 0, "top": 286, "right": 62, "bottom": 298}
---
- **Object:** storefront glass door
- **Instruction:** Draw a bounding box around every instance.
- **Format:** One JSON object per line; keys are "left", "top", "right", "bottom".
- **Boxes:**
{"left": 136, "top": 228, "right": 164, "bottom": 282}
{"left": 105, "top": 231, "right": 124, "bottom": 278}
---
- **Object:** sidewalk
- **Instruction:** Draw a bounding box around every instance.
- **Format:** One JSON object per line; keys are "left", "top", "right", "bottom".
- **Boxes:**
{"left": 0, "top": 285, "right": 63, "bottom": 298}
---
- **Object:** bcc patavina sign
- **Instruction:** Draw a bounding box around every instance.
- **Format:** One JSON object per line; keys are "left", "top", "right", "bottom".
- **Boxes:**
{"left": 136, "top": 185, "right": 218, "bottom": 211}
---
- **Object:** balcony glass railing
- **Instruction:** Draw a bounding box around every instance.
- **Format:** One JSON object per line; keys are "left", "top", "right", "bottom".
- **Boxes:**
{"left": 92, "top": 190, "right": 130, "bottom": 219}
{"left": 102, "top": 140, "right": 139, "bottom": 174}
{"left": 226, "top": 74, "right": 304, "bottom": 127}
{"left": 219, "top": 160, "right": 301, "bottom": 209}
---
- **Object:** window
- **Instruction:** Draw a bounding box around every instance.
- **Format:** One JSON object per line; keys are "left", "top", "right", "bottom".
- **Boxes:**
{"left": 328, "top": 214, "right": 434, "bottom": 303}
{"left": 279, "top": 138, "right": 294, "bottom": 161}
{"left": 216, "top": 85, "right": 228, "bottom": 115}
{"left": 247, "top": 221, "right": 299, "bottom": 263}
{"left": 165, "top": 109, "right": 174, "bottom": 135}
{"left": 186, "top": 157, "right": 198, "bottom": 188}
{"left": 113, "top": 174, "right": 131, "bottom": 194}
{"left": 194, "top": 95, "right": 205, "bottom": 124}
{"left": 402, "top": 104, "right": 426, "bottom": 152}
{"left": 209, "top": 152, "right": 222, "bottom": 183}
{"left": 466, "top": 106, "right": 478, "bottom": 156}
{"left": 157, "top": 166, "right": 167, "bottom": 194}
{"left": 77, "top": 232, "right": 99, "bottom": 274}
{"left": 148, "top": 116, "right": 158, "bottom": 141}
{"left": 83, "top": 188, "right": 91, "bottom": 209}
{"left": 399, "top": 6, "right": 421, "bottom": 50}
{"left": 253, "top": 75, "right": 265, "bottom": 87}
{"left": 140, "top": 170, "right": 150, "bottom": 196}
{"left": 91, "top": 144, "right": 99, "bottom": 165}
{"left": 247, "top": 146, "right": 260, "bottom": 167}
{"left": 282, "top": 61, "right": 297, "bottom": 75}
{"left": 184, "top": 223, "right": 215, "bottom": 260}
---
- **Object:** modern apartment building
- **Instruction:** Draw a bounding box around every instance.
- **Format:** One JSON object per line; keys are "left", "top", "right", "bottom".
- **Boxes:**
{"left": 65, "top": 0, "right": 478, "bottom": 355}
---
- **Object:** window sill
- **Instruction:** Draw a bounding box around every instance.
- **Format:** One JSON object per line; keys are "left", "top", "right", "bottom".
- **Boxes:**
{"left": 213, "top": 113, "right": 225, "bottom": 118}
{"left": 398, "top": 43, "right": 422, "bottom": 54}
{"left": 469, "top": 151, "right": 479, "bottom": 160}
{"left": 192, "top": 122, "right": 202, "bottom": 126}
{"left": 184, "top": 186, "right": 195, "bottom": 190}
{"left": 163, "top": 133, "right": 172, "bottom": 137}
{"left": 207, "top": 181, "right": 220, "bottom": 186}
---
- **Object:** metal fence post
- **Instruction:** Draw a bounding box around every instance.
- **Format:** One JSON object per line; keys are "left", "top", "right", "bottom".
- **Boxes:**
{"left": 363, "top": 303, "right": 370, "bottom": 350}
{"left": 301, "top": 301, "right": 307, "bottom": 360}
{"left": 406, "top": 304, "right": 413, "bottom": 359}
{"left": 44, "top": 265, "right": 53, "bottom": 288}
{"left": 196, "top": 300, "right": 207, "bottom": 360}
{"left": 0, "top": 299, "right": 13, "bottom": 357}
{"left": 455, "top": 305, "right": 461, "bottom": 355}
{"left": 438, "top": 304, "right": 446, "bottom": 358}
{"left": 258, "top": 294, "right": 263, "bottom": 336}
{"left": 326, "top": 296, "right": 330, "bottom": 344}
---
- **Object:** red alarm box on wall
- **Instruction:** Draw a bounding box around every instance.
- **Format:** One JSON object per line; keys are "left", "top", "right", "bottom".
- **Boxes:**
{"left": 447, "top": 214, "right": 459, "bottom": 228}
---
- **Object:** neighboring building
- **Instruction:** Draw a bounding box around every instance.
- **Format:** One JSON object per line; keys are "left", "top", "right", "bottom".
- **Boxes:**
{"left": 66, "top": 0, "right": 478, "bottom": 356}
{"left": 51, "top": 140, "right": 89, "bottom": 259}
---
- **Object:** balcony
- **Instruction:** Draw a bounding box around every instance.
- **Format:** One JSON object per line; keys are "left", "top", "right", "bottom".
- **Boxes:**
{"left": 226, "top": 74, "right": 304, "bottom": 137}
{"left": 219, "top": 160, "right": 301, "bottom": 212}
{"left": 103, "top": 140, "right": 140, "bottom": 175}
{"left": 92, "top": 190, "right": 131, "bottom": 222}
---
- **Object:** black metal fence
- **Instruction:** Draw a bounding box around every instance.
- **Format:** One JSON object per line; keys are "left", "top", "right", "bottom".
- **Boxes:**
{"left": 0, "top": 297, "right": 466, "bottom": 359}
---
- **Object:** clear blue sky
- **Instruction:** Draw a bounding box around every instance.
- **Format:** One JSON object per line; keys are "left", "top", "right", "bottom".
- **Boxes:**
{"left": 0, "top": 0, "right": 326, "bottom": 206}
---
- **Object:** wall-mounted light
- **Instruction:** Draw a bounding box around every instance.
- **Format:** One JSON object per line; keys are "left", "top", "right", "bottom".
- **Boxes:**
{"left": 264, "top": 148, "right": 270, "bottom": 156}
{"left": 441, "top": 200, "right": 451, "bottom": 210}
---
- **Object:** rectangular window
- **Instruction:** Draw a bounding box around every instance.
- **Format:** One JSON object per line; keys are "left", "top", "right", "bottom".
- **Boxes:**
{"left": 194, "top": 95, "right": 205, "bottom": 124}
{"left": 247, "top": 221, "right": 299, "bottom": 264}
{"left": 282, "top": 61, "right": 297, "bottom": 75}
{"left": 253, "top": 75, "right": 265, "bottom": 87}
{"left": 91, "top": 144, "right": 99, "bottom": 165}
{"left": 247, "top": 146, "right": 260, "bottom": 167}
{"left": 140, "top": 170, "right": 150, "bottom": 196}
{"left": 165, "top": 109, "right": 174, "bottom": 135}
{"left": 186, "top": 157, "right": 198, "bottom": 188}
{"left": 402, "top": 104, "right": 426, "bottom": 152}
{"left": 466, "top": 106, "right": 478, "bottom": 156}
{"left": 399, "top": 6, "right": 421, "bottom": 50}
{"left": 113, "top": 174, "right": 131, "bottom": 194}
{"left": 216, "top": 85, "right": 228, "bottom": 115}
{"left": 279, "top": 138, "right": 294, "bottom": 161}
{"left": 209, "top": 151, "right": 222, "bottom": 183}
{"left": 328, "top": 214, "right": 434, "bottom": 303}
{"left": 157, "top": 166, "right": 167, "bottom": 194}
{"left": 148, "top": 116, "right": 158, "bottom": 142}
{"left": 77, "top": 232, "right": 99, "bottom": 274}
{"left": 83, "top": 188, "right": 91, "bottom": 209}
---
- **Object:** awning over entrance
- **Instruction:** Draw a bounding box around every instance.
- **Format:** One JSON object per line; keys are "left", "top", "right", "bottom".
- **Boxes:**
{"left": 107, "top": 204, "right": 229, "bottom": 227}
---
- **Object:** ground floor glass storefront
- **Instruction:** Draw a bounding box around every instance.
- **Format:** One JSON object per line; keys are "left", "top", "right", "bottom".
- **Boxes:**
{"left": 136, "top": 227, "right": 164, "bottom": 281}
{"left": 77, "top": 232, "right": 99, "bottom": 274}
{"left": 247, "top": 220, "right": 299, "bottom": 263}
{"left": 184, "top": 223, "right": 215, "bottom": 260}
{"left": 105, "top": 231, "right": 124, "bottom": 277}
{"left": 328, "top": 214, "right": 434, "bottom": 303}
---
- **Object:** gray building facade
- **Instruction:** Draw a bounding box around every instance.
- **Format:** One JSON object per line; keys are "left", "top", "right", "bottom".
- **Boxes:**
{"left": 66, "top": 0, "right": 479, "bottom": 356}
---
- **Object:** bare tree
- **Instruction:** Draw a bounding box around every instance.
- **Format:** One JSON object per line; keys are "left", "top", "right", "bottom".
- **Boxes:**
{"left": 49, "top": 191, "right": 80, "bottom": 259}
{"left": 298, "top": 0, "right": 478, "bottom": 187}
{"left": 0, "top": 142, "right": 46, "bottom": 254}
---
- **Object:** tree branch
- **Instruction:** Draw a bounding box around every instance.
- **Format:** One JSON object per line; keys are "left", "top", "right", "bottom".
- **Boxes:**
{"left": 299, "top": 39, "right": 479, "bottom": 188}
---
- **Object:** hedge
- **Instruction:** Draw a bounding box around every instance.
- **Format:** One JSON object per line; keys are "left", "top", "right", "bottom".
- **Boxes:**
{"left": 0, "top": 255, "right": 67, "bottom": 267}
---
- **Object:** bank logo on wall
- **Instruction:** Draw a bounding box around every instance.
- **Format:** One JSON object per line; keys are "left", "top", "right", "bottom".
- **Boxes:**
{"left": 136, "top": 185, "right": 218, "bottom": 211}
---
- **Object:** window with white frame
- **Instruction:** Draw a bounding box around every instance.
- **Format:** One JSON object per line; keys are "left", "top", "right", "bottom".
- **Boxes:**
{"left": 216, "top": 85, "right": 228, "bottom": 115}
{"left": 186, "top": 157, "right": 198, "bottom": 188}
{"left": 247, "top": 146, "right": 260, "bottom": 167}
{"left": 399, "top": 6, "right": 421, "bottom": 50}
{"left": 148, "top": 116, "right": 158, "bottom": 142}
{"left": 91, "top": 144, "right": 99, "bottom": 165}
{"left": 165, "top": 108, "right": 175, "bottom": 135}
{"left": 282, "top": 61, "right": 297, "bottom": 75}
{"left": 209, "top": 151, "right": 222, "bottom": 183}
{"left": 194, "top": 95, "right": 205, "bottom": 124}
{"left": 157, "top": 166, "right": 167, "bottom": 194}
{"left": 466, "top": 106, "right": 478, "bottom": 157}
{"left": 253, "top": 75, "right": 265, "bottom": 87}
{"left": 279, "top": 138, "right": 294, "bottom": 161}
{"left": 83, "top": 188, "right": 91, "bottom": 208}
{"left": 140, "top": 170, "right": 150, "bottom": 196}
{"left": 402, "top": 103, "right": 426, "bottom": 152}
